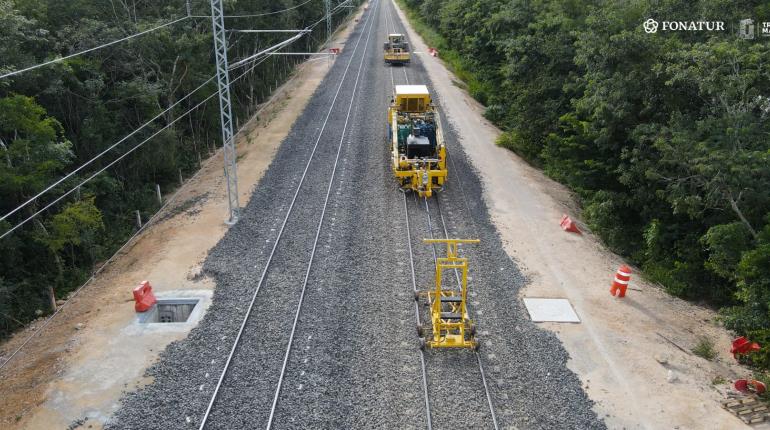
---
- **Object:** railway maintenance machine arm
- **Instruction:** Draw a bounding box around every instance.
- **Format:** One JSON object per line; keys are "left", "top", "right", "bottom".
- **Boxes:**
{"left": 417, "top": 238, "right": 480, "bottom": 350}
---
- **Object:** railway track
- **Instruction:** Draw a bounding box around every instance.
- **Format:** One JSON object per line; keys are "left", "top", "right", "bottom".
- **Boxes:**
{"left": 198, "top": 2, "right": 381, "bottom": 427}
{"left": 386, "top": 0, "right": 499, "bottom": 427}
{"left": 110, "top": 1, "right": 603, "bottom": 429}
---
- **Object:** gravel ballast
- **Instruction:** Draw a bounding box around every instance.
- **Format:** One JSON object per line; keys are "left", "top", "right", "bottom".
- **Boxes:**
{"left": 108, "top": 1, "right": 605, "bottom": 429}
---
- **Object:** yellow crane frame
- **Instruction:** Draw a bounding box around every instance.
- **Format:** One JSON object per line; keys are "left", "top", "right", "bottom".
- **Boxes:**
{"left": 417, "top": 238, "right": 479, "bottom": 350}
{"left": 384, "top": 33, "right": 410, "bottom": 64}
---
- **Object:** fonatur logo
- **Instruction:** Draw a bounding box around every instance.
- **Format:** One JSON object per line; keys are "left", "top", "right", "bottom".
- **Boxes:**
{"left": 643, "top": 18, "right": 659, "bottom": 33}
{"left": 643, "top": 18, "right": 725, "bottom": 33}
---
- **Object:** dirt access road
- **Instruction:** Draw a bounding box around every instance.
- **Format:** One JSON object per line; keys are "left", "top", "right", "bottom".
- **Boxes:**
{"left": 0, "top": 9, "right": 363, "bottom": 429}
{"left": 392, "top": 1, "right": 753, "bottom": 429}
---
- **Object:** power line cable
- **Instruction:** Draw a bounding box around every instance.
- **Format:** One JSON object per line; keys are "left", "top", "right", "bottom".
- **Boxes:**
{"left": 0, "top": 16, "right": 192, "bottom": 80}
{"left": 1, "top": 0, "right": 347, "bottom": 226}
{"left": 306, "top": 0, "right": 351, "bottom": 30}
{"left": 0, "top": 53, "right": 276, "bottom": 371}
{"left": 0, "top": 0, "right": 348, "bottom": 220}
{"left": 0, "top": 54, "right": 271, "bottom": 241}
{"left": 227, "top": 0, "right": 351, "bottom": 71}
{"left": 191, "top": 0, "right": 316, "bottom": 19}
{"left": 0, "top": 91, "right": 217, "bottom": 241}
{"left": 0, "top": 0, "right": 357, "bottom": 367}
{"left": 0, "top": 75, "right": 216, "bottom": 223}
{"left": 229, "top": 31, "right": 308, "bottom": 70}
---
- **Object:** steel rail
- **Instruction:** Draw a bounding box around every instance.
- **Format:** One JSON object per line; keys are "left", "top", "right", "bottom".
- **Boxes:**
{"left": 393, "top": 8, "right": 499, "bottom": 421}
{"left": 198, "top": 2, "right": 379, "bottom": 427}
{"left": 432, "top": 197, "right": 499, "bottom": 430}
{"left": 402, "top": 192, "right": 435, "bottom": 430}
{"left": 388, "top": 2, "right": 434, "bottom": 425}
{"left": 395, "top": 3, "right": 497, "bottom": 418}
{"left": 383, "top": 0, "right": 409, "bottom": 84}
{"left": 265, "top": 0, "right": 380, "bottom": 425}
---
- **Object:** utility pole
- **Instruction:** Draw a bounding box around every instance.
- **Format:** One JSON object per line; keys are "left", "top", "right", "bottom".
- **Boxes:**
{"left": 210, "top": 0, "right": 240, "bottom": 225}
{"left": 325, "top": 0, "right": 332, "bottom": 42}
{"left": 324, "top": 0, "right": 332, "bottom": 67}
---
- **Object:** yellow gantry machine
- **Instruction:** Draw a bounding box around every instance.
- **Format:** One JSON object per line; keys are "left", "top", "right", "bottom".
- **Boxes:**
{"left": 383, "top": 33, "right": 410, "bottom": 65}
{"left": 388, "top": 85, "right": 447, "bottom": 197}
{"left": 417, "top": 238, "right": 480, "bottom": 350}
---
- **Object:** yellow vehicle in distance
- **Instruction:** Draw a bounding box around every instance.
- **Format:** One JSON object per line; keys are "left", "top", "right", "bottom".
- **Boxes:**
{"left": 383, "top": 33, "right": 410, "bottom": 65}
{"left": 388, "top": 85, "right": 446, "bottom": 198}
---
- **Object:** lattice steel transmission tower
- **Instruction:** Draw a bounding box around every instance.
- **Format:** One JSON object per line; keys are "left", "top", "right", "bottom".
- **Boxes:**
{"left": 210, "top": 0, "right": 240, "bottom": 225}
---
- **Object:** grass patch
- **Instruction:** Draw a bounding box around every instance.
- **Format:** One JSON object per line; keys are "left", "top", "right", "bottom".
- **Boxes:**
{"left": 712, "top": 375, "right": 727, "bottom": 385}
{"left": 692, "top": 336, "right": 717, "bottom": 360}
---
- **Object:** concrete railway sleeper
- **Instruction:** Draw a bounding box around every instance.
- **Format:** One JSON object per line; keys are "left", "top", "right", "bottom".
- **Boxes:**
{"left": 198, "top": 2, "right": 381, "bottom": 428}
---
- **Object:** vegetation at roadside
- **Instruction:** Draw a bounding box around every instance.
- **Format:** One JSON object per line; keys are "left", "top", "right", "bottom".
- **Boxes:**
{"left": 400, "top": 0, "right": 770, "bottom": 367}
{"left": 693, "top": 337, "right": 717, "bottom": 360}
{"left": 0, "top": 0, "right": 356, "bottom": 340}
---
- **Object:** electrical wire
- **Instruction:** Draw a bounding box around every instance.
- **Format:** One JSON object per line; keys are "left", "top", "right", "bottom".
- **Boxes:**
{"left": 190, "top": 0, "right": 316, "bottom": 19}
{"left": 0, "top": 16, "right": 191, "bottom": 80}
{"left": 0, "top": 0, "right": 350, "bottom": 235}
{"left": 0, "top": 51, "right": 272, "bottom": 242}
{"left": 0, "top": 53, "right": 274, "bottom": 371}
{"left": 228, "top": 0, "right": 351, "bottom": 70}
{"left": 229, "top": 31, "right": 308, "bottom": 70}
{"left": 306, "top": 0, "right": 352, "bottom": 30}
{"left": 224, "top": 0, "right": 315, "bottom": 18}
{"left": 0, "top": 76, "right": 216, "bottom": 223}
{"left": 0, "top": 2, "right": 348, "bottom": 225}
{"left": 0, "top": 0, "right": 354, "bottom": 224}
{"left": 0, "top": 0, "right": 356, "bottom": 369}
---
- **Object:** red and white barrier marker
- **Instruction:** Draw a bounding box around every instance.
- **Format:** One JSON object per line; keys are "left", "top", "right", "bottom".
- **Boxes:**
{"left": 610, "top": 265, "right": 632, "bottom": 298}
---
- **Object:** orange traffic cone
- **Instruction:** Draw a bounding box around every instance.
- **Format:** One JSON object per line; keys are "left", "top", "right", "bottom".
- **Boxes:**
{"left": 610, "top": 265, "right": 632, "bottom": 298}
{"left": 560, "top": 214, "right": 581, "bottom": 234}
{"left": 133, "top": 280, "right": 157, "bottom": 312}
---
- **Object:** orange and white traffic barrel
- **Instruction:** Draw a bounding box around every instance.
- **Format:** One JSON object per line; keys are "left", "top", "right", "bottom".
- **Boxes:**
{"left": 610, "top": 265, "right": 632, "bottom": 298}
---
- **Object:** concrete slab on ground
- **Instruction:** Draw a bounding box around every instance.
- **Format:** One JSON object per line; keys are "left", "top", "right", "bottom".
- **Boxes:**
{"left": 523, "top": 298, "right": 580, "bottom": 323}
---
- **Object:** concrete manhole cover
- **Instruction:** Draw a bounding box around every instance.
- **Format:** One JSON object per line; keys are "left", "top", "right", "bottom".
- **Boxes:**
{"left": 523, "top": 298, "right": 580, "bottom": 323}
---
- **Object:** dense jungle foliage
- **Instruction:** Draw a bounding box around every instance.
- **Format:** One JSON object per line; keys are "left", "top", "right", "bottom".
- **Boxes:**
{"left": 400, "top": 0, "right": 770, "bottom": 364}
{"left": 0, "top": 0, "right": 353, "bottom": 339}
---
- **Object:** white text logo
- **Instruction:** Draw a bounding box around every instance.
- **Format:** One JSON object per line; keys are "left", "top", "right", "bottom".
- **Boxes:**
{"left": 644, "top": 19, "right": 725, "bottom": 33}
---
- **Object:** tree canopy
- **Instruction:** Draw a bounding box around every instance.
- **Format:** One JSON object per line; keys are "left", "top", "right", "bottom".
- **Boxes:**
{"left": 401, "top": 0, "right": 770, "bottom": 365}
{"left": 0, "top": 0, "right": 354, "bottom": 338}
